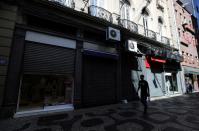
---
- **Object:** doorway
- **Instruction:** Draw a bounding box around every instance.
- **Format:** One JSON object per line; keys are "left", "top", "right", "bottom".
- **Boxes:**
{"left": 165, "top": 73, "right": 178, "bottom": 95}
{"left": 82, "top": 54, "right": 117, "bottom": 106}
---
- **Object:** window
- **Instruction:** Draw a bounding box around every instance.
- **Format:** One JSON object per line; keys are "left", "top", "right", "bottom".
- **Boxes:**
{"left": 180, "top": 13, "right": 183, "bottom": 24}
{"left": 120, "top": 0, "right": 130, "bottom": 20}
{"left": 90, "top": 0, "right": 105, "bottom": 7}
{"left": 175, "top": 10, "right": 178, "bottom": 18}
{"left": 158, "top": 17, "right": 163, "bottom": 36}
{"left": 19, "top": 74, "right": 74, "bottom": 111}
{"left": 141, "top": 7, "right": 149, "bottom": 35}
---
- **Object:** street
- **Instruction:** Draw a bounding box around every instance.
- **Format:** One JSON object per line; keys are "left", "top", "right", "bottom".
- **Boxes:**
{"left": 1, "top": 93, "right": 199, "bottom": 131}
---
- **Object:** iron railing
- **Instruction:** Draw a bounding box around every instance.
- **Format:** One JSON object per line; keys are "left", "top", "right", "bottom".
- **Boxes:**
{"left": 156, "top": 33, "right": 170, "bottom": 45}
{"left": 156, "top": 33, "right": 162, "bottom": 42}
{"left": 120, "top": 19, "right": 138, "bottom": 33}
{"left": 49, "top": 0, "right": 75, "bottom": 8}
{"left": 138, "top": 24, "right": 145, "bottom": 36}
{"left": 88, "top": 5, "right": 112, "bottom": 22}
{"left": 137, "top": 25, "right": 156, "bottom": 40}
{"left": 146, "top": 29, "right": 156, "bottom": 40}
{"left": 86, "top": 5, "right": 172, "bottom": 47}
{"left": 112, "top": 13, "right": 120, "bottom": 25}
{"left": 162, "top": 36, "right": 170, "bottom": 45}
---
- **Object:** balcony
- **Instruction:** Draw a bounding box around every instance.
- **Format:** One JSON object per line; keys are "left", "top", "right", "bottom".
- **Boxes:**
{"left": 137, "top": 25, "right": 157, "bottom": 40}
{"left": 120, "top": 19, "right": 138, "bottom": 33}
{"left": 156, "top": 34, "right": 170, "bottom": 45}
{"left": 88, "top": 5, "right": 112, "bottom": 22}
{"left": 162, "top": 36, "right": 170, "bottom": 45}
{"left": 185, "top": 24, "right": 195, "bottom": 34}
{"left": 48, "top": 0, "right": 75, "bottom": 8}
{"left": 112, "top": 13, "right": 120, "bottom": 25}
{"left": 180, "top": 36, "right": 189, "bottom": 45}
{"left": 138, "top": 24, "right": 145, "bottom": 36}
{"left": 146, "top": 29, "right": 156, "bottom": 40}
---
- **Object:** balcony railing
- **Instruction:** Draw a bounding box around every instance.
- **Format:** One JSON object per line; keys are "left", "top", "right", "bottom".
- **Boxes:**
{"left": 48, "top": 0, "right": 75, "bottom": 8}
{"left": 156, "top": 33, "right": 171, "bottom": 45}
{"left": 112, "top": 13, "right": 120, "bottom": 25}
{"left": 86, "top": 6, "right": 173, "bottom": 48}
{"left": 185, "top": 24, "right": 195, "bottom": 33}
{"left": 162, "top": 36, "right": 170, "bottom": 45}
{"left": 156, "top": 33, "right": 162, "bottom": 42}
{"left": 137, "top": 25, "right": 156, "bottom": 40}
{"left": 88, "top": 5, "right": 112, "bottom": 22}
{"left": 120, "top": 19, "right": 138, "bottom": 33}
{"left": 146, "top": 29, "right": 156, "bottom": 40}
{"left": 138, "top": 24, "right": 145, "bottom": 36}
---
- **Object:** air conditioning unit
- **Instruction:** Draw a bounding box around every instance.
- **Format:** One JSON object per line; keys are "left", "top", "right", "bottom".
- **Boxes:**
{"left": 127, "top": 39, "right": 138, "bottom": 52}
{"left": 106, "top": 27, "right": 121, "bottom": 41}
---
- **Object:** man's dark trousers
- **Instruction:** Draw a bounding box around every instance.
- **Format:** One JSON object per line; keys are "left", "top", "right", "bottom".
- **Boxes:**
{"left": 141, "top": 96, "right": 147, "bottom": 114}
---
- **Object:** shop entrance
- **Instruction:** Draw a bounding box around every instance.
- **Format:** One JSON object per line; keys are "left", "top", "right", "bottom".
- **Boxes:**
{"left": 83, "top": 54, "right": 117, "bottom": 106}
{"left": 17, "top": 41, "right": 75, "bottom": 113}
{"left": 165, "top": 73, "right": 178, "bottom": 95}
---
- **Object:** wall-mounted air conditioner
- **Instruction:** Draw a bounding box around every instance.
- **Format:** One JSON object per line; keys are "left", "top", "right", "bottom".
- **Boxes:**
{"left": 106, "top": 27, "right": 121, "bottom": 41}
{"left": 126, "top": 39, "right": 138, "bottom": 52}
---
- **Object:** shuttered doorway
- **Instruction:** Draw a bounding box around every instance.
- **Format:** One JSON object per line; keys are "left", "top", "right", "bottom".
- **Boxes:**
{"left": 82, "top": 55, "right": 117, "bottom": 107}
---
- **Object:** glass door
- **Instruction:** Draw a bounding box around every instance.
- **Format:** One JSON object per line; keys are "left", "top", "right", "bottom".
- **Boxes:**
{"left": 165, "top": 73, "right": 178, "bottom": 95}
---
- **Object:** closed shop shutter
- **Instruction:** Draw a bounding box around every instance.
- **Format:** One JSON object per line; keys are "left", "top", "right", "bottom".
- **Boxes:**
{"left": 83, "top": 55, "right": 117, "bottom": 106}
{"left": 23, "top": 42, "right": 75, "bottom": 75}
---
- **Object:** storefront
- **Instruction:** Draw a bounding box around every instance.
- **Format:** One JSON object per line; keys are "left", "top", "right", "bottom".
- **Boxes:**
{"left": 135, "top": 43, "right": 183, "bottom": 97}
{"left": 82, "top": 42, "right": 118, "bottom": 106}
{"left": 15, "top": 31, "right": 76, "bottom": 116}
{"left": 184, "top": 66, "right": 199, "bottom": 92}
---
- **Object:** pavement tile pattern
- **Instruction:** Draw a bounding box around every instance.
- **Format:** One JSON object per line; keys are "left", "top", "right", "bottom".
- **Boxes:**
{"left": 1, "top": 93, "right": 199, "bottom": 131}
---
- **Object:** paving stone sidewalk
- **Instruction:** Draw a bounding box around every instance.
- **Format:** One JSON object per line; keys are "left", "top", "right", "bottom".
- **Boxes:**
{"left": 1, "top": 93, "right": 199, "bottom": 131}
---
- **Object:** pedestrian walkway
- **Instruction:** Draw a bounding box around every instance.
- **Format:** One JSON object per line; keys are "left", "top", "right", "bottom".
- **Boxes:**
{"left": 1, "top": 93, "right": 199, "bottom": 131}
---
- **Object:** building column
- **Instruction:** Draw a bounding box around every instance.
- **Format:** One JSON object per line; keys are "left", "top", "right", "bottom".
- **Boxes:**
{"left": 0, "top": 2, "right": 18, "bottom": 118}
{"left": 73, "top": 30, "right": 83, "bottom": 109}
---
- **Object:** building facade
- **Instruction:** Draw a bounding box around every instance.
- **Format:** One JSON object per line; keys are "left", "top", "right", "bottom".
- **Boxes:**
{"left": 0, "top": 0, "right": 183, "bottom": 118}
{"left": 173, "top": 0, "right": 199, "bottom": 92}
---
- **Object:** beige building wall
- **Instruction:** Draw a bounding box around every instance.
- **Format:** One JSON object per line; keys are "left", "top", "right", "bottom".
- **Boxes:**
{"left": 72, "top": 0, "right": 179, "bottom": 49}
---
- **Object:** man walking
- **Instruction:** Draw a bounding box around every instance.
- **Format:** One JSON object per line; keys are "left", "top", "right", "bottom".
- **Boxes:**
{"left": 137, "top": 75, "right": 150, "bottom": 114}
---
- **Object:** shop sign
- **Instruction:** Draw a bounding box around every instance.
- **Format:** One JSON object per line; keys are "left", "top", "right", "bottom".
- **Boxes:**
{"left": 145, "top": 59, "right": 150, "bottom": 68}
{"left": 151, "top": 57, "right": 166, "bottom": 63}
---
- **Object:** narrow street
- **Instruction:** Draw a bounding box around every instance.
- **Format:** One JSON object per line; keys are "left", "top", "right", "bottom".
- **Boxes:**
{"left": 1, "top": 93, "right": 199, "bottom": 131}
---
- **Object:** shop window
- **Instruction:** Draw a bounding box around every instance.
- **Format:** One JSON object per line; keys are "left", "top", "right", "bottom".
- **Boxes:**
{"left": 18, "top": 74, "right": 73, "bottom": 111}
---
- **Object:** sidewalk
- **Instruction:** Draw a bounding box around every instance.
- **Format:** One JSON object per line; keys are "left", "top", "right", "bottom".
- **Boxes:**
{"left": 1, "top": 93, "right": 199, "bottom": 131}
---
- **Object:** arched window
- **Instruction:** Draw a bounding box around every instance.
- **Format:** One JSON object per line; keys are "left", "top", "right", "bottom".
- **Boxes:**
{"left": 120, "top": 0, "right": 130, "bottom": 20}
{"left": 141, "top": 7, "right": 150, "bottom": 35}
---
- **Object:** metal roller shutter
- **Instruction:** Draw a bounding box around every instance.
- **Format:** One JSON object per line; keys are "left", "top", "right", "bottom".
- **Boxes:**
{"left": 83, "top": 55, "right": 117, "bottom": 106}
{"left": 23, "top": 42, "right": 75, "bottom": 75}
